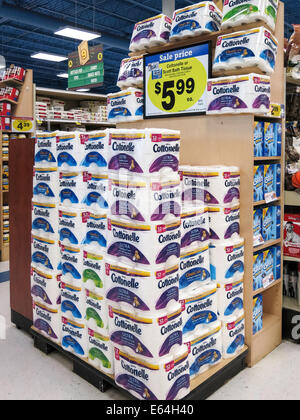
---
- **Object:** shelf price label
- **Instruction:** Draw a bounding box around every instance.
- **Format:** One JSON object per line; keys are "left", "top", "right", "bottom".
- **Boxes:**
{"left": 12, "top": 117, "right": 35, "bottom": 133}
{"left": 144, "top": 42, "right": 211, "bottom": 118}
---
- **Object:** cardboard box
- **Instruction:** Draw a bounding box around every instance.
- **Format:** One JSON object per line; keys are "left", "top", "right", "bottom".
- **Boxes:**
{"left": 284, "top": 214, "right": 300, "bottom": 258}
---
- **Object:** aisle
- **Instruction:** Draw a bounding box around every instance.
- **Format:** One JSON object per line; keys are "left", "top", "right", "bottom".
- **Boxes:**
{"left": 1, "top": 281, "right": 299, "bottom": 400}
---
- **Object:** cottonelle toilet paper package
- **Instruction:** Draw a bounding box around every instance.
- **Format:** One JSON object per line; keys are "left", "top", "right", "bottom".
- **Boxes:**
{"left": 207, "top": 74, "right": 271, "bottom": 114}
{"left": 31, "top": 235, "right": 60, "bottom": 272}
{"left": 210, "top": 237, "right": 245, "bottom": 284}
{"left": 31, "top": 266, "right": 61, "bottom": 309}
{"left": 35, "top": 132, "right": 57, "bottom": 167}
{"left": 87, "top": 328, "right": 114, "bottom": 375}
{"left": 59, "top": 171, "right": 86, "bottom": 209}
{"left": 83, "top": 173, "right": 109, "bottom": 212}
{"left": 222, "top": 313, "right": 245, "bottom": 359}
{"left": 114, "top": 346, "right": 190, "bottom": 400}
{"left": 57, "top": 131, "right": 85, "bottom": 172}
{"left": 80, "top": 131, "right": 108, "bottom": 173}
{"left": 107, "top": 89, "right": 143, "bottom": 123}
{"left": 181, "top": 207, "right": 210, "bottom": 251}
{"left": 170, "top": 2, "right": 222, "bottom": 41}
{"left": 208, "top": 204, "right": 241, "bottom": 241}
{"left": 180, "top": 284, "right": 218, "bottom": 340}
{"left": 108, "top": 303, "right": 183, "bottom": 359}
{"left": 83, "top": 213, "right": 107, "bottom": 254}
{"left": 108, "top": 172, "right": 181, "bottom": 224}
{"left": 32, "top": 201, "right": 59, "bottom": 239}
{"left": 222, "top": 0, "right": 279, "bottom": 33}
{"left": 58, "top": 206, "right": 86, "bottom": 246}
{"left": 86, "top": 289, "right": 109, "bottom": 336}
{"left": 184, "top": 323, "right": 222, "bottom": 378}
{"left": 105, "top": 259, "right": 179, "bottom": 313}
{"left": 83, "top": 250, "right": 106, "bottom": 295}
{"left": 108, "top": 129, "right": 180, "bottom": 177}
{"left": 33, "top": 301, "right": 61, "bottom": 344}
{"left": 180, "top": 246, "right": 211, "bottom": 293}
{"left": 61, "top": 316, "right": 88, "bottom": 359}
{"left": 107, "top": 217, "right": 181, "bottom": 268}
{"left": 217, "top": 279, "right": 244, "bottom": 321}
{"left": 129, "top": 14, "right": 172, "bottom": 52}
{"left": 214, "top": 27, "right": 278, "bottom": 76}
{"left": 61, "top": 281, "right": 85, "bottom": 322}
{"left": 180, "top": 166, "right": 209, "bottom": 208}
{"left": 60, "top": 244, "right": 83, "bottom": 286}
{"left": 117, "top": 56, "right": 144, "bottom": 90}
{"left": 33, "top": 167, "right": 59, "bottom": 204}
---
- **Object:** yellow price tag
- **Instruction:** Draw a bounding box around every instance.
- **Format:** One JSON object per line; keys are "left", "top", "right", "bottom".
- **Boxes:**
{"left": 12, "top": 119, "right": 34, "bottom": 133}
{"left": 37, "top": 119, "right": 42, "bottom": 125}
{"left": 75, "top": 122, "right": 81, "bottom": 126}
{"left": 270, "top": 104, "right": 281, "bottom": 118}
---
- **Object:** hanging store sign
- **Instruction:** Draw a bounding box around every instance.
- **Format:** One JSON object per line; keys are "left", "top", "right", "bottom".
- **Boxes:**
{"left": 68, "top": 43, "right": 104, "bottom": 90}
{"left": 144, "top": 41, "right": 211, "bottom": 119}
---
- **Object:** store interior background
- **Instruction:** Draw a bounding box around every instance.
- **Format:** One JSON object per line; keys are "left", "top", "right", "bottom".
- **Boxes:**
{"left": 1, "top": 0, "right": 300, "bottom": 400}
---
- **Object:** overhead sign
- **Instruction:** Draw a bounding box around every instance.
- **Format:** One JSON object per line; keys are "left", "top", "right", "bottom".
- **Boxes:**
{"left": 68, "top": 43, "right": 104, "bottom": 90}
{"left": 144, "top": 42, "right": 211, "bottom": 119}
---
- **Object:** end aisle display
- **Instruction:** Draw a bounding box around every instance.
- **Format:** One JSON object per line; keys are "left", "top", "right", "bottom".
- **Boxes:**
{"left": 7, "top": 0, "right": 285, "bottom": 401}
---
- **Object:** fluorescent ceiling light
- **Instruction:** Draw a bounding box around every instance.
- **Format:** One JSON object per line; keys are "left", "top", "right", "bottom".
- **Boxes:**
{"left": 76, "top": 88, "right": 90, "bottom": 92}
{"left": 31, "top": 53, "right": 67, "bottom": 62}
{"left": 57, "top": 73, "right": 68, "bottom": 78}
{"left": 55, "top": 27, "right": 101, "bottom": 41}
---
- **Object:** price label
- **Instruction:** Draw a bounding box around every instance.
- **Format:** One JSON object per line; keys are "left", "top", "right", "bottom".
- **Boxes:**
{"left": 12, "top": 117, "right": 34, "bottom": 133}
{"left": 145, "top": 42, "right": 211, "bottom": 118}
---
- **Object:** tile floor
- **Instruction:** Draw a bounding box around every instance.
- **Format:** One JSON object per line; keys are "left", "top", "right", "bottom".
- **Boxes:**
{"left": 1, "top": 277, "right": 300, "bottom": 400}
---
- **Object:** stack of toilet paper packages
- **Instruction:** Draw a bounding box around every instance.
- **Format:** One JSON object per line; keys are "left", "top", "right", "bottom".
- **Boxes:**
{"left": 117, "top": 56, "right": 143, "bottom": 90}
{"left": 107, "top": 88, "right": 144, "bottom": 123}
{"left": 213, "top": 27, "right": 278, "bottom": 75}
{"left": 170, "top": 2, "right": 222, "bottom": 41}
{"left": 179, "top": 165, "right": 245, "bottom": 370}
{"left": 129, "top": 14, "right": 172, "bottom": 52}
{"left": 32, "top": 132, "right": 61, "bottom": 345}
{"left": 221, "top": 0, "right": 279, "bottom": 33}
{"left": 106, "top": 128, "right": 191, "bottom": 400}
{"left": 207, "top": 74, "right": 271, "bottom": 114}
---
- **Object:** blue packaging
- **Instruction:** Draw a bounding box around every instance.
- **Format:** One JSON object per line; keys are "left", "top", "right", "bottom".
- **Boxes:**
{"left": 273, "top": 245, "right": 281, "bottom": 281}
{"left": 264, "top": 164, "right": 281, "bottom": 200}
{"left": 254, "top": 122, "right": 264, "bottom": 158}
{"left": 264, "top": 123, "right": 282, "bottom": 157}
{"left": 253, "top": 252, "right": 264, "bottom": 291}
{"left": 254, "top": 165, "right": 264, "bottom": 202}
{"left": 262, "top": 205, "right": 281, "bottom": 242}
{"left": 253, "top": 294, "right": 263, "bottom": 335}
{"left": 263, "top": 248, "right": 274, "bottom": 285}
{"left": 253, "top": 208, "right": 263, "bottom": 239}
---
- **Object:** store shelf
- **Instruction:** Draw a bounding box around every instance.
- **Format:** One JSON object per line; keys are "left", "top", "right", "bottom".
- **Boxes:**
{"left": 254, "top": 197, "right": 281, "bottom": 207}
{"left": 36, "top": 87, "right": 107, "bottom": 102}
{"left": 253, "top": 238, "right": 282, "bottom": 252}
{"left": 286, "top": 76, "right": 300, "bottom": 86}
{"left": 253, "top": 279, "right": 282, "bottom": 297}
{"left": 37, "top": 119, "right": 114, "bottom": 127}
{"left": 0, "top": 78, "right": 24, "bottom": 88}
{"left": 254, "top": 157, "right": 281, "bottom": 162}
{"left": 252, "top": 313, "right": 281, "bottom": 340}
{"left": 283, "top": 255, "right": 300, "bottom": 262}
{"left": 285, "top": 191, "right": 300, "bottom": 206}
{"left": 283, "top": 296, "right": 300, "bottom": 311}
{"left": 0, "top": 98, "right": 18, "bottom": 105}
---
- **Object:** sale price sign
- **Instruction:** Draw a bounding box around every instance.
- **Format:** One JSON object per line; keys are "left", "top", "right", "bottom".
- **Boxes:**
{"left": 144, "top": 42, "right": 211, "bottom": 118}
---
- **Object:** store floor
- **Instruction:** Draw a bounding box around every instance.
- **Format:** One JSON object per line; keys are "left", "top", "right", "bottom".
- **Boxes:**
{"left": 1, "top": 280, "right": 299, "bottom": 400}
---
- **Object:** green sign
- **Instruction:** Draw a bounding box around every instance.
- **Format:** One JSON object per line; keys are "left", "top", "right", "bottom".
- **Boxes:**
{"left": 68, "top": 44, "right": 104, "bottom": 90}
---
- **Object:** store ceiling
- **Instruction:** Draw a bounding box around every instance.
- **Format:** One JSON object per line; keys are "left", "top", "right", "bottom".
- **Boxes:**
{"left": 0, "top": 0, "right": 299, "bottom": 94}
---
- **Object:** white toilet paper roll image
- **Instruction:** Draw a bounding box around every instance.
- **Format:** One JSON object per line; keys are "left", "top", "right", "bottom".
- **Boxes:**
{"left": 181, "top": 207, "right": 210, "bottom": 251}
{"left": 180, "top": 284, "right": 218, "bottom": 340}
{"left": 32, "top": 201, "right": 59, "bottom": 240}
{"left": 87, "top": 328, "right": 114, "bottom": 375}
{"left": 57, "top": 131, "right": 86, "bottom": 172}
{"left": 58, "top": 206, "right": 86, "bottom": 247}
{"left": 179, "top": 245, "right": 211, "bottom": 293}
{"left": 208, "top": 204, "right": 240, "bottom": 241}
{"left": 83, "top": 213, "right": 107, "bottom": 254}
{"left": 114, "top": 346, "right": 190, "bottom": 400}
{"left": 61, "top": 281, "right": 86, "bottom": 323}
{"left": 33, "top": 301, "right": 61, "bottom": 344}
{"left": 83, "top": 250, "right": 106, "bottom": 295}
{"left": 105, "top": 259, "right": 179, "bottom": 314}
{"left": 108, "top": 172, "right": 181, "bottom": 224}
{"left": 31, "top": 266, "right": 61, "bottom": 309}
{"left": 33, "top": 167, "right": 59, "bottom": 204}
{"left": 85, "top": 289, "right": 109, "bottom": 336}
{"left": 61, "top": 316, "right": 88, "bottom": 359}
{"left": 31, "top": 235, "right": 60, "bottom": 272}
{"left": 108, "top": 303, "right": 183, "bottom": 360}
{"left": 80, "top": 131, "right": 108, "bottom": 174}
{"left": 83, "top": 173, "right": 109, "bottom": 213}
{"left": 210, "top": 237, "right": 245, "bottom": 284}
{"left": 60, "top": 244, "right": 83, "bottom": 287}
{"left": 35, "top": 131, "right": 57, "bottom": 167}
{"left": 184, "top": 322, "right": 222, "bottom": 378}
{"left": 217, "top": 279, "right": 244, "bottom": 321}
{"left": 59, "top": 171, "right": 86, "bottom": 209}
{"left": 222, "top": 312, "right": 245, "bottom": 359}
{"left": 108, "top": 128, "right": 180, "bottom": 176}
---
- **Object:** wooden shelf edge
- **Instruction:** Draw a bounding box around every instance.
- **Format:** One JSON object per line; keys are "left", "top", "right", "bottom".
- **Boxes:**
{"left": 254, "top": 197, "right": 281, "bottom": 207}
{"left": 254, "top": 156, "right": 281, "bottom": 162}
{"left": 253, "top": 238, "right": 281, "bottom": 252}
{"left": 0, "top": 78, "right": 24, "bottom": 87}
{"left": 0, "top": 99, "right": 18, "bottom": 105}
{"left": 253, "top": 279, "right": 282, "bottom": 296}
